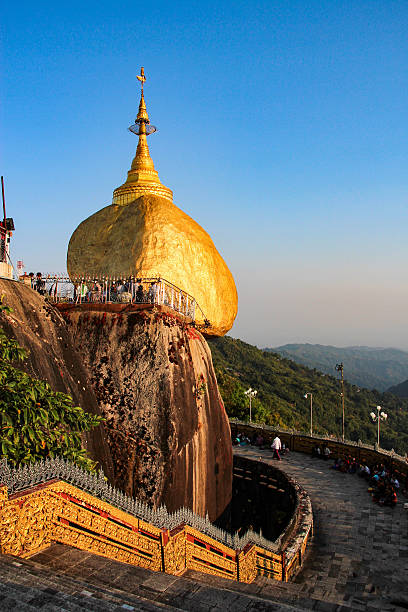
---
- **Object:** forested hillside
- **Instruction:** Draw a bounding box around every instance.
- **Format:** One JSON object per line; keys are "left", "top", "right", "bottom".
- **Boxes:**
{"left": 270, "top": 344, "right": 408, "bottom": 391}
{"left": 208, "top": 336, "right": 408, "bottom": 455}
{"left": 388, "top": 379, "right": 408, "bottom": 398}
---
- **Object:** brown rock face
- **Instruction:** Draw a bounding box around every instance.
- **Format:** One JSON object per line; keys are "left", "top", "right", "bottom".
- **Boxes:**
{"left": 62, "top": 306, "right": 232, "bottom": 521}
{"left": 0, "top": 279, "right": 113, "bottom": 478}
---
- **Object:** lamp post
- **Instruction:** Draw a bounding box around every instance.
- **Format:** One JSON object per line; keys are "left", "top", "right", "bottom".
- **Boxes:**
{"left": 335, "top": 362, "right": 345, "bottom": 442}
{"left": 304, "top": 392, "right": 313, "bottom": 436}
{"left": 244, "top": 388, "right": 257, "bottom": 423}
{"left": 370, "top": 405, "right": 388, "bottom": 447}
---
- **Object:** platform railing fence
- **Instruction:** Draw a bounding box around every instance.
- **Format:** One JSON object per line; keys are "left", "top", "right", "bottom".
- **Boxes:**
{"left": 23, "top": 274, "right": 209, "bottom": 324}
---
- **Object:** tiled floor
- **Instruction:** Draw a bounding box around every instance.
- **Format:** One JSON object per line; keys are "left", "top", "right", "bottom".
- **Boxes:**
{"left": 235, "top": 446, "right": 408, "bottom": 611}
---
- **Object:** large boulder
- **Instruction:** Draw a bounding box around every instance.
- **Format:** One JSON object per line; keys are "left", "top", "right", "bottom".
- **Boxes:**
{"left": 67, "top": 194, "right": 238, "bottom": 337}
{"left": 62, "top": 306, "right": 232, "bottom": 521}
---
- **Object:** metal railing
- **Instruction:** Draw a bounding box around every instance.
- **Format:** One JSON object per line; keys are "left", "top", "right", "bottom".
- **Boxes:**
{"left": 27, "top": 274, "right": 210, "bottom": 325}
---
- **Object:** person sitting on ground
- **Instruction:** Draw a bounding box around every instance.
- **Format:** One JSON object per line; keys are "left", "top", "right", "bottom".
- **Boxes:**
{"left": 256, "top": 435, "right": 264, "bottom": 447}
{"left": 281, "top": 442, "right": 289, "bottom": 455}
{"left": 271, "top": 435, "right": 282, "bottom": 461}
{"left": 340, "top": 457, "right": 350, "bottom": 473}
{"left": 349, "top": 458, "right": 357, "bottom": 474}
{"left": 384, "top": 487, "right": 398, "bottom": 508}
{"left": 331, "top": 457, "right": 340, "bottom": 470}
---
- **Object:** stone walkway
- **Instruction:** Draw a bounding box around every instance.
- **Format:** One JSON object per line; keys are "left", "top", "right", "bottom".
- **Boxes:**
{"left": 234, "top": 446, "right": 408, "bottom": 611}
{"left": 0, "top": 448, "right": 407, "bottom": 611}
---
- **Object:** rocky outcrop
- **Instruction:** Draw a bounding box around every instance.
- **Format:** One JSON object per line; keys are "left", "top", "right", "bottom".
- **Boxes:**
{"left": 62, "top": 305, "right": 232, "bottom": 521}
{"left": 0, "top": 278, "right": 113, "bottom": 478}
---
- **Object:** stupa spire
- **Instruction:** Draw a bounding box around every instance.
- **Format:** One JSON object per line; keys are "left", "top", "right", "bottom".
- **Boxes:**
{"left": 112, "top": 67, "right": 173, "bottom": 206}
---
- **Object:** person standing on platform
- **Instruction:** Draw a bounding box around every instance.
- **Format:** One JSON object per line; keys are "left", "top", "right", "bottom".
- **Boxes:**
{"left": 271, "top": 435, "right": 282, "bottom": 461}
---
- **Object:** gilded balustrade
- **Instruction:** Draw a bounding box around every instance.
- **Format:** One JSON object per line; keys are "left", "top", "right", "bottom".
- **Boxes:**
{"left": 0, "top": 454, "right": 312, "bottom": 584}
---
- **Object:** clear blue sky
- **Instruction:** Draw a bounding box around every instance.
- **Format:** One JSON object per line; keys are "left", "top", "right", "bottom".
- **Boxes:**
{"left": 2, "top": 1, "right": 408, "bottom": 348}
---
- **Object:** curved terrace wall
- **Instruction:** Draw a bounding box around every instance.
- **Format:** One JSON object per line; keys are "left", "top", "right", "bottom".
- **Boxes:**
{"left": 230, "top": 419, "right": 408, "bottom": 482}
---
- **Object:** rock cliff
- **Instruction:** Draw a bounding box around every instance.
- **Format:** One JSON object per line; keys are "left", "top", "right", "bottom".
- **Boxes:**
{"left": 61, "top": 305, "right": 232, "bottom": 521}
{"left": 0, "top": 279, "right": 113, "bottom": 478}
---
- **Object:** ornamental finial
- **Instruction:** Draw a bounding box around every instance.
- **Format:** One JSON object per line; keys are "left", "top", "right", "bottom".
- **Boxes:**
{"left": 135, "top": 67, "right": 149, "bottom": 123}
{"left": 111, "top": 67, "right": 173, "bottom": 205}
{"left": 136, "top": 67, "right": 146, "bottom": 94}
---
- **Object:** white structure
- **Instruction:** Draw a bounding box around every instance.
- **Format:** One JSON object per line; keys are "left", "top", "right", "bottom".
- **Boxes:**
{"left": 244, "top": 388, "right": 257, "bottom": 423}
{"left": 370, "top": 405, "right": 388, "bottom": 447}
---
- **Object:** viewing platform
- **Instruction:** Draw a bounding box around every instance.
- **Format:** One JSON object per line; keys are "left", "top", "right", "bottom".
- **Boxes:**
{"left": 22, "top": 274, "right": 211, "bottom": 330}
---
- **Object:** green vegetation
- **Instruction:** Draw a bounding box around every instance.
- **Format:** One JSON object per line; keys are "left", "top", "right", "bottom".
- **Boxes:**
{"left": 0, "top": 298, "right": 104, "bottom": 470}
{"left": 388, "top": 379, "right": 408, "bottom": 398}
{"left": 208, "top": 336, "right": 408, "bottom": 455}
{"left": 270, "top": 343, "right": 408, "bottom": 391}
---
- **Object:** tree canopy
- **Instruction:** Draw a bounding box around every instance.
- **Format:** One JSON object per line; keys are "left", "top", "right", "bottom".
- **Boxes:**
{"left": 0, "top": 297, "right": 104, "bottom": 470}
{"left": 209, "top": 336, "right": 408, "bottom": 455}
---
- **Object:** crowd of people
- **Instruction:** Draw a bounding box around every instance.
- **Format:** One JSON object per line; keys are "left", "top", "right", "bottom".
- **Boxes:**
{"left": 28, "top": 272, "right": 46, "bottom": 294}
{"left": 328, "top": 454, "right": 405, "bottom": 507}
{"left": 23, "top": 273, "right": 196, "bottom": 319}
{"left": 232, "top": 432, "right": 407, "bottom": 507}
{"left": 73, "top": 279, "right": 160, "bottom": 305}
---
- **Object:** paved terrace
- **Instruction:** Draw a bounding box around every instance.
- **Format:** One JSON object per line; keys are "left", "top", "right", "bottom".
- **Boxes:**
{"left": 0, "top": 448, "right": 407, "bottom": 611}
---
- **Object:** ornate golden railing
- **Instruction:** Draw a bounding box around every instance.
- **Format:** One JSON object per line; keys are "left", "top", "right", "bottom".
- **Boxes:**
{"left": 0, "top": 456, "right": 312, "bottom": 583}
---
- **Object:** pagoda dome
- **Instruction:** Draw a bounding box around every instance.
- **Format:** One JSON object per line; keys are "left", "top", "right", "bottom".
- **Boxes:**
{"left": 67, "top": 68, "right": 238, "bottom": 336}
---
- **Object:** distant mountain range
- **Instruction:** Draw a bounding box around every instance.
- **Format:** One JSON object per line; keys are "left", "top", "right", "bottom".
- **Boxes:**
{"left": 267, "top": 344, "right": 408, "bottom": 392}
{"left": 208, "top": 336, "right": 408, "bottom": 454}
{"left": 388, "top": 379, "right": 408, "bottom": 398}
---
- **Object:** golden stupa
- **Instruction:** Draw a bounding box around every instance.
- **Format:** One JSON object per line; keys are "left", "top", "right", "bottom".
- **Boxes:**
{"left": 67, "top": 68, "right": 238, "bottom": 336}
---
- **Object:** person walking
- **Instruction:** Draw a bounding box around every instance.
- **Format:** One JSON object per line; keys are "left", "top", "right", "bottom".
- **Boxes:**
{"left": 271, "top": 435, "right": 282, "bottom": 461}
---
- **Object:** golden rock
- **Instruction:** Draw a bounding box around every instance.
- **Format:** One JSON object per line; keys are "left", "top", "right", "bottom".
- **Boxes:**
{"left": 67, "top": 69, "right": 238, "bottom": 336}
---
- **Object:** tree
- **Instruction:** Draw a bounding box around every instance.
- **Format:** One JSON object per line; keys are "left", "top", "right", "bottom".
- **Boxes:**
{"left": 0, "top": 297, "right": 104, "bottom": 470}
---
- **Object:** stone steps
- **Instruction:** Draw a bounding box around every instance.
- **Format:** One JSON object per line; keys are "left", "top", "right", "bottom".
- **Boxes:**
{"left": 0, "top": 553, "right": 179, "bottom": 611}
{"left": 8, "top": 544, "right": 309, "bottom": 611}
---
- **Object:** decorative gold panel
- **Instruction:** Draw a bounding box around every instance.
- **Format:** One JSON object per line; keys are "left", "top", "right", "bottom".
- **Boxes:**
{"left": 256, "top": 547, "right": 283, "bottom": 581}
{"left": 0, "top": 491, "right": 56, "bottom": 557}
{"left": 238, "top": 545, "right": 257, "bottom": 583}
{"left": 0, "top": 477, "right": 309, "bottom": 584}
{"left": 163, "top": 529, "right": 186, "bottom": 575}
{"left": 185, "top": 526, "right": 237, "bottom": 581}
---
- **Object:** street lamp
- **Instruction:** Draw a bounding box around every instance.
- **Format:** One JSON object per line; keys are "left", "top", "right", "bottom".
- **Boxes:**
{"left": 335, "top": 363, "right": 345, "bottom": 442}
{"left": 370, "top": 405, "right": 388, "bottom": 447}
{"left": 244, "top": 388, "right": 257, "bottom": 423}
{"left": 304, "top": 392, "right": 313, "bottom": 436}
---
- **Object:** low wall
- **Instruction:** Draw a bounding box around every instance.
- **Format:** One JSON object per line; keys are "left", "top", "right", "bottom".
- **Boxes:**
{"left": 230, "top": 420, "right": 408, "bottom": 484}
{"left": 232, "top": 454, "right": 313, "bottom": 581}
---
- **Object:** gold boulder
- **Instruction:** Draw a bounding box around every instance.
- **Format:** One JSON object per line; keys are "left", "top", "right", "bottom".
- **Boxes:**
{"left": 67, "top": 193, "right": 238, "bottom": 336}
